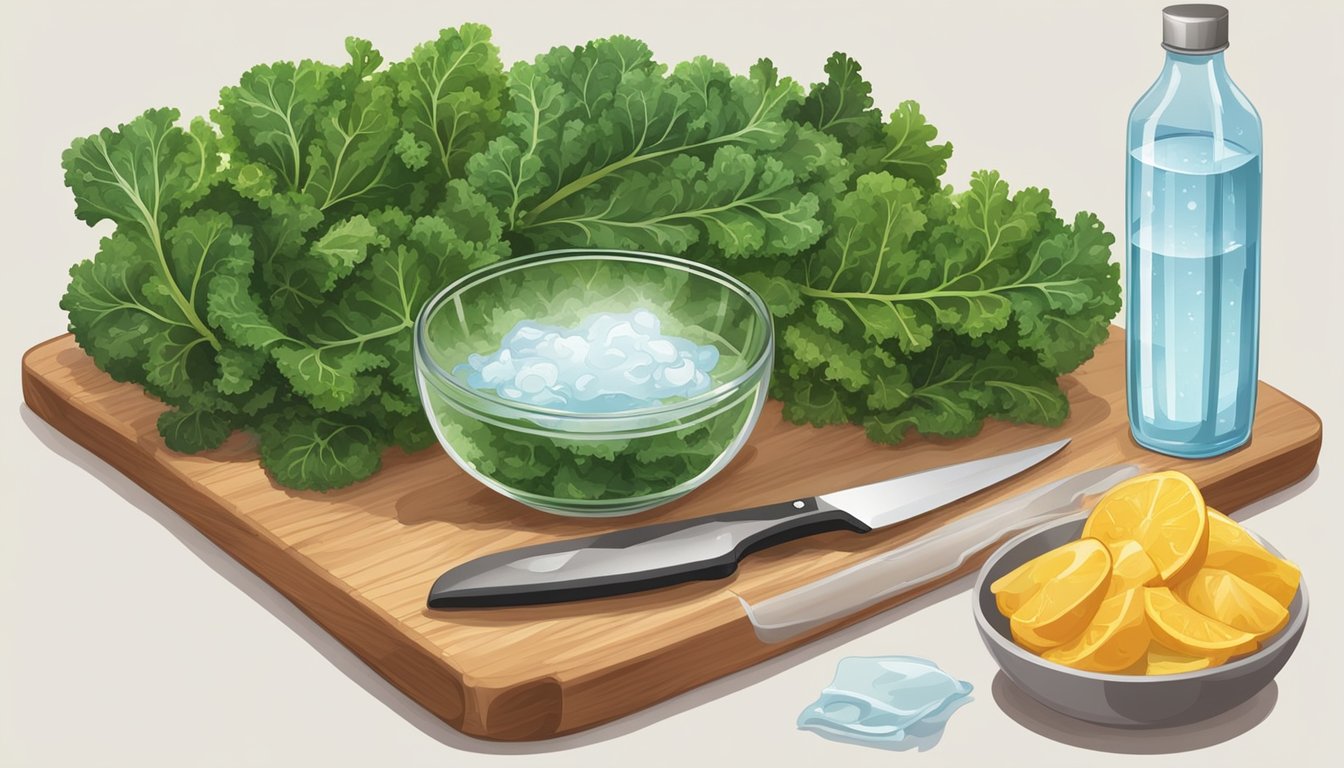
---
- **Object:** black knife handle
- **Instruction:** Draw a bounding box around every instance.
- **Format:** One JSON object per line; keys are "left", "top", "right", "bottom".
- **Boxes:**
{"left": 427, "top": 498, "right": 871, "bottom": 608}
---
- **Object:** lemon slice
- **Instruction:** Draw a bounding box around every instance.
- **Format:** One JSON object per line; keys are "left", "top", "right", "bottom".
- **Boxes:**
{"left": 1202, "top": 509, "right": 1301, "bottom": 608}
{"left": 1009, "top": 538, "right": 1112, "bottom": 651}
{"left": 1083, "top": 471, "right": 1208, "bottom": 581}
{"left": 1042, "top": 588, "right": 1149, "bottom": 672}
{"left": 1145, "top": 642, "right": 1229, "bottom": 675}
{"left": 1144, "top": 586, "right": 1258, "bottom": 657}
{"left": 1175, "top": 567, "right": 1289, "bottom": 638}
{"left": 990, "top": 538, "right": 1102, "bottom": 616}
{"left": 991, "top": 556, "right": 1046, "bottom": 617}
{"left": 1105, "top": 540, "right": 1161, "bottom": 595}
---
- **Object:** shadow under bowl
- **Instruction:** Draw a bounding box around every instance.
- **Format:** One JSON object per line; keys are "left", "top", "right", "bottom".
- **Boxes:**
{"left": 973, "top": 517, "right": 1308, "bottom": 728}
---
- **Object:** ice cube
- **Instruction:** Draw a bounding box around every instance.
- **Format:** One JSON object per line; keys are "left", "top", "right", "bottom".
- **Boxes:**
{"left": 573, "top": 373, "right": 599, "bottom": 398}
{"left": 479, "top": 354, "right": 517, "bottom": 386}
{"left": 631, "top": 308, "right": 661, "bottom": 333}
{"left": 662, "top": 358, "right": 696, "bottom": 387}
{"left": 797, "top": 656, "right": 972, "bottom": 749}
{"left": 586, "top": 344, "right": 627, "bottom": 369}
{"left": 540, "top": 333, "right": 588, "bottom": 361}
{"left": 623, "top": 363, "right": 653, "bottom": 386}
{"left": 646, "top": 339, "right": 678, "bottom": 364}
{"left": 695, "top": 345, "right": 720, "bottom": 372}
{"left": 505, "top": 323, "right": 546, "bottom": 345}
{"left": 603, "top": 320, "right": 643, "bottom": 349}
{"left": 458, "top": 310, "right": 724, "bottom": 412}
{"left": 515, "top": 362, "right": 558, "bottom": 394}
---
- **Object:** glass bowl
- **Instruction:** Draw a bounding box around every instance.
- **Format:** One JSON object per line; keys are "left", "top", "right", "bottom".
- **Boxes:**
{"left": 414, "top": 249, "right": 773, "bottom": 516}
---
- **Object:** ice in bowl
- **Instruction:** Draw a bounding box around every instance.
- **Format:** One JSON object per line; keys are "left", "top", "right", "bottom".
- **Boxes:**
{"left": 455, "top": 309, "right": 721, "bottom": 412}
{"left": 414, "top": 250, "right": 773, "bottom": 516}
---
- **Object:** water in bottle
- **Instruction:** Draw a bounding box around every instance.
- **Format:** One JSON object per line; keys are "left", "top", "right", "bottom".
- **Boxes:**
{"left": 1127, "top": 5, "right": 1262, "bottom": 458}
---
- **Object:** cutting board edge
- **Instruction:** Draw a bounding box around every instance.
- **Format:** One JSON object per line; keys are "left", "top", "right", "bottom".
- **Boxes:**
{"left": 537, "top": 404, "right": 1324, "bottom": 739}
{"left": 19, "top": 335, "right": 501, "bottom": 737}
{"left": 20, "top": 333, "right": 1325, "bottom": 742}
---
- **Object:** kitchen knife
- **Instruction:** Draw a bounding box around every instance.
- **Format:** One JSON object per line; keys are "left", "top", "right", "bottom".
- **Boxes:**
{"left": 427, "top": 438, "right": 1069, "bottom": 608}
{"left": 739, "top": 463, "right": 1141, "bottom": 643}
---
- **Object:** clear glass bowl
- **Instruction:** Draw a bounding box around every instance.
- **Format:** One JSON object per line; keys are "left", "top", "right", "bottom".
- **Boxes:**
{"left": 414, "top": 249, "right": 773, "bottom": 516}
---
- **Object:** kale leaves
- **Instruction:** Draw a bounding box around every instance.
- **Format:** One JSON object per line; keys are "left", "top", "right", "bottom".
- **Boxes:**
{"left": 60, "top": 28, "right": 1119, "bottom": 490}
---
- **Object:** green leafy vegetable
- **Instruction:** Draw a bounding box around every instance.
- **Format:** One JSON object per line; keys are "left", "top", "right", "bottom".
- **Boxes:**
{"left": 467, "top": 39, "right": 846, "bottom": 259}
{"left": 767, "top": 168, "right": 1118, "bottom": 442}
{"left": 59, "top": 24, "right": 1120, "bottom": 491}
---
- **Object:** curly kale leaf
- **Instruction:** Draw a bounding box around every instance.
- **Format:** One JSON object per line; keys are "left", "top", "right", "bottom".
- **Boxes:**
{"left": 209, "top": 180, "right": 510, "bottom": 485}
{"left": 60, "top": 111, "right": 270, "bottom": 449}
{"left": 788, "top": 52, "right": 882, "bottom": 154}
{"left": 793, "top": 53, "right": 952, "bottom": 191}
{"left": 467, "top": 38, "right": 846, "bottom": 259}
{"left": 769, "top": 169, "right": 1118, "bottom": 443}
{"left": 387, "top": 23, "right": 506, "bottom": 180}
{"left": 62, "top": 109, "right": 226, "bottom": 353}
{"left": 215, "top": 37, "right": 406, "bottom": 222}
{"left": 59, "top": 30, "right": 1120, "bottom": 492}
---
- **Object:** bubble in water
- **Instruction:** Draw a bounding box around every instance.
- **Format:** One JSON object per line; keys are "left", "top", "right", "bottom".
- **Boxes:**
{"left": 1187, "top": 200, "right": 1198, "bottom": 210}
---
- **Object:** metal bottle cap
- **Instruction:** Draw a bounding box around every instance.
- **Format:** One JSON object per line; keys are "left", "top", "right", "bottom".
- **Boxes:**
{"left": 1162, "top": 4, "right": 1230, "bottom": 54}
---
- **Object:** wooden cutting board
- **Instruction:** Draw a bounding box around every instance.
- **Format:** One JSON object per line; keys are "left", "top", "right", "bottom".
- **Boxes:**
{"left": 21, "top": 327, "right": 1320, "bottom": 741}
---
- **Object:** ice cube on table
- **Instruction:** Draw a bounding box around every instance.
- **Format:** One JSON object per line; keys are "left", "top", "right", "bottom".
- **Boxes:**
{"left": 796, "top": 656, "right": 972, "bottom": 749}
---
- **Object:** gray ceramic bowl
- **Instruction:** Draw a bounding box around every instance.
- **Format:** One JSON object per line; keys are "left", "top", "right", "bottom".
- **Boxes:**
{"left": 973, "top": 517, "right": 1308, "bottom": 728}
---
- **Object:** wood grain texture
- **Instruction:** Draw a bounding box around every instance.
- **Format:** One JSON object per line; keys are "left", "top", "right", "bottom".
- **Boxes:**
{"left": 21, "top": 327, "right": 1321, "bottom": 740}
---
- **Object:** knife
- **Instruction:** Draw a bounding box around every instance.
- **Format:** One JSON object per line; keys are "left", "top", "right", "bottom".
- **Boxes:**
{"left": 739, "top": 463, "right": 1140, "bottom": 643}
{"left": 427, "top": 438, "right": 1070, "bottom": 608}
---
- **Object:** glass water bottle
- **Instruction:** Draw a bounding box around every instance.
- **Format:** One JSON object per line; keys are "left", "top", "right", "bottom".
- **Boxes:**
{"left": 1127, "top": 4, "right": 1262, "bottom": 458}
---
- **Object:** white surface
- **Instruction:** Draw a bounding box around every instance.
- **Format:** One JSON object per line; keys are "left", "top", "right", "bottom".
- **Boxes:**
{"left": 2, "top": 1, "right": 1340, "bottom": 765}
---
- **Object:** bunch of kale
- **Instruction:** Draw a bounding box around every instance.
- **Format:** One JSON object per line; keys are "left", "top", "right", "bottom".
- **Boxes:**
{"left": 61, "top": 26, "right": 1119, "bottom": 490}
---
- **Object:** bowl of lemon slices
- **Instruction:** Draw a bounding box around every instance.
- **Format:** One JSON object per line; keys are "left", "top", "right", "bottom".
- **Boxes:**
{"left": 973, "top": 471, "right": 1307, "bottom": 727}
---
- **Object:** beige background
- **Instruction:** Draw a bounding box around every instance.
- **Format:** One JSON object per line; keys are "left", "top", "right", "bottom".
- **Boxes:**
{"left": 2, "top": 0, "right": 1341, "bottom": 765}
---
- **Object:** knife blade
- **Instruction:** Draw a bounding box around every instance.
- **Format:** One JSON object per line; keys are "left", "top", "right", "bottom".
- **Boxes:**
{"left": 427, "top": 438, "right": 1070, "bottom": 608}
{"left": 738, "top": 463, "right": 1141, "bottom": 643}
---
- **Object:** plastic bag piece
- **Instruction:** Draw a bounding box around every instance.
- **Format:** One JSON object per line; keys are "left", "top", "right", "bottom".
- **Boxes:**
{"left": 797, "top": 656, "right": 973, "bottom": 750}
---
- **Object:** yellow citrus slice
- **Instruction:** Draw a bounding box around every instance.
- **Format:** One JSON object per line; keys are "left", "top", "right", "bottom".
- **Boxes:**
{"left": 1009, "top": 538, "right": 1112, "bottom": 651}
{"left": 1144, "top": 586, "right": 1258, "bottom": 656}
{"left": 1113, "top": 654, "right": 1150, "bottom": 675}
{"left": 1105, "top": 540, "right": 1162, "bottom": 596}
{"left": 1202, "top": 509, "right": 1301, "bottom": 608}
{"left": 1175, "top": 567, "right": 1289, "bottom": 638}
{"left": 990, "top": 538, "right": 1105, "bottom": 616}
{"left": 1082, "top": 471, "right": 1208, "bottom": 581}
{"left": 991, "top": 557, "right": 1046, "bottom": 617}
{"left": 1145, "top": 642, "right": 1230, "bottom": 675}
{"left": 1042, "top": 588, "right": 1150, "bottom": 672}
